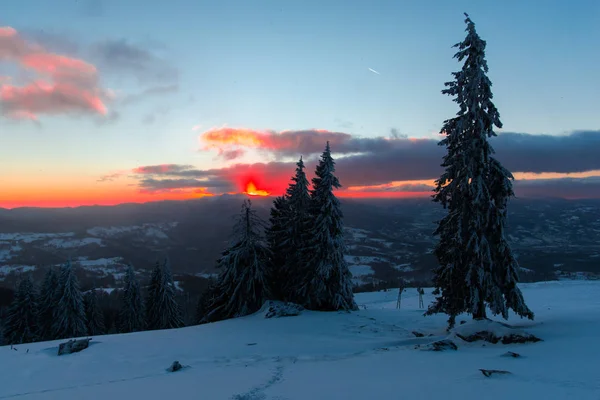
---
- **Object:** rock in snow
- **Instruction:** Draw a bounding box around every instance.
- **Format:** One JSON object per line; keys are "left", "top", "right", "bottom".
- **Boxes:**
{"left": 167, "top": 361, "right": 183, "bottom": 373}
{"left": 261, "top": 301, "right": 304, "bottom": 319}
{"left": 57, "top": 338, "right": 92, "bottom": 356}
{"left": 452, "top": 320, "right": 542, "bottom": 345}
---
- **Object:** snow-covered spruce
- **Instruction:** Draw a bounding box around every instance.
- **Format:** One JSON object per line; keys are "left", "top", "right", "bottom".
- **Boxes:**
{"left": 3, "top": 276, "right": 39, "bottom": 345}
{"left": 145, "top": 258, "right": 184, "bottom": 330}
{"left": 203, "top": 200, "right": 273, "bottom": 323}
{"left": 296, "top": 142, "right": 357, "bottom": 311}
{"left": 282, "top": 156, "right": 313, "bottom": 303}
{"left": 52, "top": 260, "right": 88, "bottom": 340}
{"left": 37, "top": 267, "right": 58, "bottom": 341}
{"left": 267, "top": 156, "right": 312, "bottom": 302}
{"left": 119, "top": 265, "right": 145, "bottom": 333}
{"left": 84, "top": 289, "right": 106, "bottom": 335}
{"left": 426, "top": 14, "right": 534, "bottom": 328}
{"left": 266, "top": 195, "right": 291, "bottom": 300}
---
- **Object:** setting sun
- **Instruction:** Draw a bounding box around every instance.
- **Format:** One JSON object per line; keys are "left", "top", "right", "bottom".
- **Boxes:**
{"left": 244, "top": 181, "right": 270, "bottom": 196}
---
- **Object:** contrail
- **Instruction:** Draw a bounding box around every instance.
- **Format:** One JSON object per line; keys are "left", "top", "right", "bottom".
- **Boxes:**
{"left": 368, "top": 68, "right": 381, "bottom": 75}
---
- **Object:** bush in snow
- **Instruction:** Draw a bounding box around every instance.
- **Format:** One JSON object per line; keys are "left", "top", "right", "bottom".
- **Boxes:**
{"left": 294, "top": 142, "right": 357, "bottom": 311}
{"left": 202, "top": 200, "right": 273, "bottom": 323}
{"left": 145, "top": 258, "right": 184, "bottom": 330}
{"left": 3, "top": 276, "right": 39, "bottom": 345}
{"left": 119, "top": 265, "right": 145, "bottom": 333}
{"left": 52, "top": 260, "right": 88, "bottom": 340}
{"left": 426, "top": 14, "right": 533, "bottom": 328}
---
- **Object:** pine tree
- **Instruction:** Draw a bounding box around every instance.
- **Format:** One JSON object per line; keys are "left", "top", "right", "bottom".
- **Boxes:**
{"left": 203, "top": 200, "right": 272, "bottom": 322}
{"left": 3, "top": 276, "right": 39, "bottom": 345}
{"left": 119, "top": 265, "right": 145, "bottom": 333}
{"left": 84, "top": 289, "right": 106, "bottom": 335}
{"left": 297, "top": 142, "right": 357, "bottom": 311}
{"left": 195, "top": 278, "right": 217, "bottom": 324}
{"left": 426, "top": 14, "right": 534, "bottom": 328}
{"left": 37, "top": 268, "right": 58, "bottom": 340}
{"left": 145, "top": 258, "right": 183, "bottom": 330}
{"left": 52, "top": 260, "right": 88, "bottom": 339}
{"left": 266, "top": 196, "right": 291, "bottom": 300}
{"left": 283, "top": 156, "right": 312, "bottom": 302}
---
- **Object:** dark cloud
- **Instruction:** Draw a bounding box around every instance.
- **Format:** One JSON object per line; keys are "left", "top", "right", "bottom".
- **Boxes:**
{"left": 514, "top": 177, "right": 600, "bottom": 199}
{"left": 131, "top": 130, "right": 600, "bottom": 198}
{"left": 91, "top": 39, "right": 179, "bottom": 83}
{"left": 139, "top": 178, "right": 235, "bottom": 193}
{"left": 389, "top": 128, "right": 407, "bottom": 139}
{"left": 20, "top": 30, "right": 81, "bottom": 55}
{"left": 121, "top": 84, "right": 179, "bottom": 106}
{"left": 221, "top": 149, "right": 246, "bottom": 160}
{"left": 200, "top": 128, "right": 600, "bottom": 178}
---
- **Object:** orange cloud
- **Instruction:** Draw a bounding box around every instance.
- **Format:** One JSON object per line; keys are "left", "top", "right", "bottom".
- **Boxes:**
{"left": 0, "top": 26, "right": 108, "bottom": 120}
{"left": 199, "top": 127, "right": 352, "bottom": 159}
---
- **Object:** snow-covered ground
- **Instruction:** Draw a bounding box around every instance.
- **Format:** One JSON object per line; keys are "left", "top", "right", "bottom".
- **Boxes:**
{"left": 1, "top": 281, "right": 598, "bottom": 399}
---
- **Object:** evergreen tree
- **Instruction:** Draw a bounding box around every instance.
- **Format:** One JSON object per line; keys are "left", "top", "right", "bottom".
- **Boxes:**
{"left": 266, "top": 196, "right": 291, "bottom": 300}
{"left": 203, "top": 200, "right": 272, "bottom": 322}
{"left": 425, "top": 14, "right": 534, "bottom": 328}
{"left": 84, "top": 289, "right": 106, "bottom": 335}
{"left": 145, "top": 258, "right": 183, "bottom": 330}
{"left": 3, "top": 276, "right": 38, "bottom": 345}
{"left": 283, "top": 156, "right": 312, "bottom": 302}
{"left": 119, "top": 265, "right": 145, "bottom": 333}
{"left": 195, "top": 279, "right": 217, "bottom": 324}
{"left": 52, "top": 260, "right": 87, "bottom": 339}
{"left": 37, "top": 268, "right": 58, "bottom": 340}
{"left": 297, "top": 142, "right": 357, "bottom": 311}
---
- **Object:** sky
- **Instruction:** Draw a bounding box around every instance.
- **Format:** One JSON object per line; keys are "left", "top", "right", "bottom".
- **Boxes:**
{"left": 1, "top": 0, "right": 599, "bottom": 208}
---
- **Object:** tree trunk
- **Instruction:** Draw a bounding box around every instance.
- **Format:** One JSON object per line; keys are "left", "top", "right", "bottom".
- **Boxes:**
{"left": 473, "top": 297, "right": 487, "bottom": 320}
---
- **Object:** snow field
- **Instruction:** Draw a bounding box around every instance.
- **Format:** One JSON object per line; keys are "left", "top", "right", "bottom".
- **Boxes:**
{"left": 0, "top": 281, "right": 598, "bottom": 399}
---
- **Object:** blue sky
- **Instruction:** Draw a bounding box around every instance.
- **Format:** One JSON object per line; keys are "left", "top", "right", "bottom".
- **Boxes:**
{"left": 1, "top": 0, "right": 599, "bottom": 207}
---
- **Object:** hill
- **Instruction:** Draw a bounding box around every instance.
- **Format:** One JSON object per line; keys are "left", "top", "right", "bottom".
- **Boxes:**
{"left": 1, "top": 197, "right": 599, "bottom": 291}
{"left": 1, "top": 281, "right": 598, "bottom": 399}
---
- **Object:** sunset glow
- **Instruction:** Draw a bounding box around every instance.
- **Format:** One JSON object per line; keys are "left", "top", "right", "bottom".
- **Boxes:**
{"left": 1, "top": 4, "right": 599, "bottom": 210}
{"left": 244, "top": 181, "right": 270, "bottom": 197}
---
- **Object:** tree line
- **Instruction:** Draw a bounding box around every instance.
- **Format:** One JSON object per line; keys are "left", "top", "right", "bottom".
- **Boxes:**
{"left": 2, "top": 258, "right": 183, "bottom": 345}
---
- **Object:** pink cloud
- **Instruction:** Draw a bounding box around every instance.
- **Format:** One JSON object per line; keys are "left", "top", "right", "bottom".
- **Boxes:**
{"left": 0, "top": 26, "right": 108, "bottom": 120}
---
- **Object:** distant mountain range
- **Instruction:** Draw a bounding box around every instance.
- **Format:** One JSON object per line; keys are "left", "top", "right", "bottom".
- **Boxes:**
{"left": 1, "top": 195, "right": 599, "bottom": 291}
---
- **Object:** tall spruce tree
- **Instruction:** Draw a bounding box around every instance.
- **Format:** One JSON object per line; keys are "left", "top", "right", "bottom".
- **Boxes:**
{"left": 3, "top": 276, "right": 39, "bottom": 345}
{"left": 203, "top": 200, "right": 272, "bottom": 322}
{"left": 119, "top": 265, "right": 145, "bottom": 333}
{"left": 425, "top": 14, "right": 534, "bottom": 328}
{"left": 145, "top": 258, "right": 183, "bottom": 330}
{"left": 297, "top": 142, "right": 357, "bottom": 311}
{"left": 37, "top": 268, "right": 58, "bottom": 340}
{"left": 84, "top": 289, "right": 106, "bottom": 335}
{"left": 52, "top": 260, "right": 88, "bottom": 339}
{"left": 266, "top": 195, "right": 291, "bottom": 300}
{"left": 283, "top": 156, "right": 312, "bottom": 301}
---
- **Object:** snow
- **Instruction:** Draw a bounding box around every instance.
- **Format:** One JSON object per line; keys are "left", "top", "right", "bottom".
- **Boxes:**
{"left": 394, "top": 263, "right": 415, "bottom": 272}
{"left": 46, "top": 237, "right": 104, "bottom": 248}
{"left": 0, "top": 265, "right": 36, "bottom": 279}
{"left": 77, "top": 257, "right": 123, "bottom": 268}
{"left": 87, "top": 223, "right": 177, "bottom": 239}
{"left": 1, "top": 281, "right": 599, "bottom": 399}
{"left": 0, "top": 232, "right": 74, "bottom": 243}
{"left": 349, "top": 264, "right": 374, "bottom": 277}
